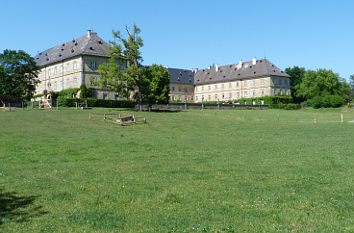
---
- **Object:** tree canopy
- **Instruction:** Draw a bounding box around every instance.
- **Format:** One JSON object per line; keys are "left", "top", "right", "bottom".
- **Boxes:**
{"left": 297, "top": 69, "right": 349, "bottom": 100}
{"left": 98, "top": 25, "right": 170, "bottom": 106}
{"left": 349, "top": 74, "right": 354, "bottom": 102}
{"left": 284, "top": 66, "right": 306, "bottom": 103}
{"left": 0, "top": 50, "right": 40, "bottom": 100}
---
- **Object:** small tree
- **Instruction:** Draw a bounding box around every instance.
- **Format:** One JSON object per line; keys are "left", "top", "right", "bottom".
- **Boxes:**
{"left": 284, "top": 66, "right": 306, "bottom": 103}
{"left": 142, "top": 64, "right": 170, "bottom": 106}
{"left": 349, "top": 74, "right": 354, "bottom": 102}
{"left": 0, "top": 50, "right": 40, "bottom": 100}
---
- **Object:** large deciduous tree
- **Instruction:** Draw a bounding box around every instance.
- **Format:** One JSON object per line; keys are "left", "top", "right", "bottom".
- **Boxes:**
{"left": 98, "top": 24, "right": 170, "bottom": 108}
{"left": 284, "top": 66, "right": 306, "bottom": 103}
{"left": 0, "top": 50, "right": 40, "bottom": 100}
{"left": 142, "top": 64, "right": 170, "bottom": 107}
{"left": 349, "top": 74, "right": 354, "bottom": 102}
{"left": 297, "top": 69, "right": 349, "bottom": 100}
{"left": 98, "top": 24, "right": 144, "bottom": 102}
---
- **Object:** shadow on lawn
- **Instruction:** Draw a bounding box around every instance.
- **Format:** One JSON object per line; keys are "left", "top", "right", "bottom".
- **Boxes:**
{"left": 0, "top": 189, "right": 48, "bottom": 225}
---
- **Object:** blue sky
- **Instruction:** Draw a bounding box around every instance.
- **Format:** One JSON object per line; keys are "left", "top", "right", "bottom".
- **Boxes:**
{"left": 1, "top": 0, "right": 353, "bottom": 79}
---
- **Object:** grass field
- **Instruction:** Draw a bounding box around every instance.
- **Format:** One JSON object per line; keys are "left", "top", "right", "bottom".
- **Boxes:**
{"left": 1, "top": 107, "right": 354, "bottom": 232}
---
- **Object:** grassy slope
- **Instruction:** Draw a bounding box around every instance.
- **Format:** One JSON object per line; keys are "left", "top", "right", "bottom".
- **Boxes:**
{"left": 0, "top": 108, "right": 354, "bottom": 232}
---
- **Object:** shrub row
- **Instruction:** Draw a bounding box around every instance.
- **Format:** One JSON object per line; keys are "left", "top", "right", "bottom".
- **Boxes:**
{"left": 57, "top": 97, "right": 136, "bottom": 108}
{"left": 305, "top": 95, "right": 344, "bottom": 108}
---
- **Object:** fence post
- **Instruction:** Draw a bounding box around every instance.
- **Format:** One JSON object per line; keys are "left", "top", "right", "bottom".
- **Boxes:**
{"left": 341, "top": 113, "right": 343, "bottom": 123}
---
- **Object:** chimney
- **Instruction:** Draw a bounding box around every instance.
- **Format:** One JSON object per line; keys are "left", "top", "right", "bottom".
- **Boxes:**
{"left": 215, "top": 64, "right": 219, "bottom": 72}
{"left": 87, "top": 30, "right": 92, "bottom": 38}
{"left": 252, "top": 57, "right": 257, "bottom": 65}
{"left": 238, "top": 60, "right": 243, "bottom": 68}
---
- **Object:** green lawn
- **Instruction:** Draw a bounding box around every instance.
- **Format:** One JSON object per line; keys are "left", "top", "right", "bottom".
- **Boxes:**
{"left": 1, "top": 108, "right": 354, "bottom": 232}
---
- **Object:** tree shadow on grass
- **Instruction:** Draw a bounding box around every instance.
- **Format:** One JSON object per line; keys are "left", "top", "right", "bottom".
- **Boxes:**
{"left": 0, "top": 189, "right": 48, "bottom": 225}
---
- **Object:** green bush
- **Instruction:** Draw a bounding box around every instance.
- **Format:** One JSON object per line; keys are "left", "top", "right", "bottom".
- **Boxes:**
{"left": 57, "top": 98, "right": 136, "bottom": 108}
{"left": 79, "top": 85, "right": 95, "bottom": 98}
{"left": 307, "top": 95, "right": 344, "bottom": 108}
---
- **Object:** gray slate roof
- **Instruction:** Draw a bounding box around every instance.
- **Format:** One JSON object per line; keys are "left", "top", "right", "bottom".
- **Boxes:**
{"left": 34, "top": 31, "right": 110, "bottom": 67}
{"left": 168, "top": 68, "right": 194, "bottom": 84}
{"left": 194, "top": 59, "right": 290, "bottom": 85}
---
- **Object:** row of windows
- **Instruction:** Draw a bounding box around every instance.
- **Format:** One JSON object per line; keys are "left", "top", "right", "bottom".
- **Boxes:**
{"left": 45, "top": 77, "right": 79, "bottom": 91}
{"left": 195, "top": 89, "right": 290, "bottom": 101}
{"left": 171, "top": 86, "right": 193, "bottom": 93}
{"left": 195, "top": 78, "right": 289, "bottom": 92}
{"left": 170, "top": 95, "right": 194, "bottom": 101}
{"left": 43, "top": 60, "right": 98, "bottom": 79}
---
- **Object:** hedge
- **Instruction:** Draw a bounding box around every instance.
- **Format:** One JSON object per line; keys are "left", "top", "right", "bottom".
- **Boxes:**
{"left": 57, "top": 97, "right": 136, "bottom": 108}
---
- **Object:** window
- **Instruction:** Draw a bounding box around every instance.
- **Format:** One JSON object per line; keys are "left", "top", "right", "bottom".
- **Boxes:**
{"left": 215, "top": 94, "right": 218, "bottom": 100}
{"left": 66, "top": 63, "right": 71, "bottom": 71}
{"left": 184, "top": 87, "right": 187, "bottom": 93}
{"left": 215, "top": 85, "right": 218, "bottom": 90}
{"left": 253, "top": 90, "right": 256, "bottom": 97}
{"left": 229, "top": 93, "right": 232, "bottom": 99}
{"left": 208, "top": 95, "right": 211, "bottom": 100}
{"left": 90, "top": 77, "right": 98, "bottom": 86}
{"left": 221, "top": 84, "right": 224, "bottom": 90}
{"left": 178, "top": 87, "right": 181, "bottom": 92}
{"left": 90, "top": 61, "right": 97, "bottom": 71}
{"left": 172, "top": 86, "right": 175, "bottom": 91}
{"left": 201, "top": 86, "right": 204, "bottom": 91}
{"left": 236, "top": 81, "right": 239, "bottom": 87}
{"left": 195, "top": 96, "right": 198, "bottom": 101}
{"left": 261, "top": 79, "right": 265, "bottom": 85}
{"left": 73, "top": 61, "right": 78, "bottom": 70}
{"left": 237, "top": 92, "right": 240, "bottom": 98}
{"left": 102, "top": 93, "right": 107, "bottom": 100}
{"left": 48, "top": 68, "right": 51, "bottom": 76}
{"left": 54, "top": 67, "right": 57, "bottom": 75}
{"left": 229, "top": 83, "right": 232, "bottom": 88}
{"left": 244, "top": 80, "right": 247, "bottom": 87}
{"left": 244, "top": 91, "right": 248, "bottom": 97}
{"left": 222, "top": 93, "right": 225, "bottom": 99}
{"left": 208, "top": 85, "right": 211, "bottom": 90}
{"left": 261, "top": 89, "right": 265, "bottom": 96}
{"left": 279, "top": 79, "right": 282, "bottom": 86}
{"left": 253, "top": 80, "right": 256, "bottom": 86}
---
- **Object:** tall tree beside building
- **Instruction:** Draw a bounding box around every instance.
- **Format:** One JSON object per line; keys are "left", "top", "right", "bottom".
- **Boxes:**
{"left": 0, "top": 50, "right": 40, "bottom": 100}
{"left": 98, "top": 24, "right": 170, "bottom": 106}
{"left": 142, "top": 64, "right": 170, "bottom": 106}
{"left": 297, "top": 69, "right": 348, "bottom": 99}
{"left": 349, "top": 74, "right": 354, "bottom": 102}
{"left": 98, "top": 24, "right": 144, "bottom": 101}
{"left": 284, "top": 66, "right": 306, "bottom": 103}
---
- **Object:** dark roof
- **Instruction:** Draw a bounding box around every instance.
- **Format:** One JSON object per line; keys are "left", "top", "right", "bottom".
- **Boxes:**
{"left": 194, "top": 59, "right": 290, "bottom": 85}
{"left": 168, "top": 68, "right": 194, "bottom": 84}
{"left": 34, "top": 31, "right": 110, "bottom": 67}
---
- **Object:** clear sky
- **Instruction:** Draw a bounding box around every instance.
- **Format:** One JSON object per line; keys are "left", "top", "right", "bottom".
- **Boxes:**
{"left": 1, "top": 0, "right": 353, "bottom": 79}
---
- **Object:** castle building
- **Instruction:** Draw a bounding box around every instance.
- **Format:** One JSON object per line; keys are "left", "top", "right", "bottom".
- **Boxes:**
{"left": 35, "top": 31, "right": 291, "bottom": 102}
{"left": 34, "top": 30, "right": 113, "bottom": 99}
{"left": 168, "top": 58, "right": 291, "bottom": 102}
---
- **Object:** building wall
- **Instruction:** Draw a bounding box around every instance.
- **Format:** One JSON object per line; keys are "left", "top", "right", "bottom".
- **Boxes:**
{"left": 169, "top": 83, "right": 194, "bottom": 101}
{"left": 35, "top": 55, "right": 115, "bottom": 99}
{"left": 194, "top": 76, "right": 290, "bottom": 102}
{"left": 36, "top": 56, "right": 83, "bottom": 95}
